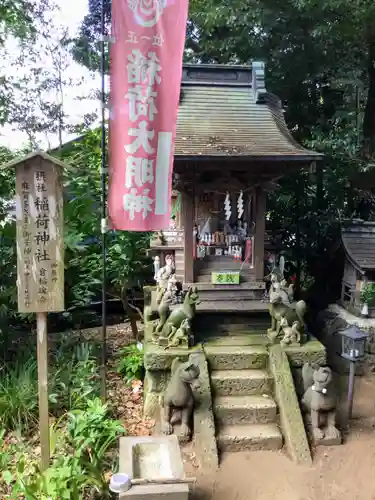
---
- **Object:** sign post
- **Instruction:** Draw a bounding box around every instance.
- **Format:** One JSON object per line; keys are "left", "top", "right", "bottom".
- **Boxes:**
{"left": 3, "top": 151, "right": 66, "bottom": 471}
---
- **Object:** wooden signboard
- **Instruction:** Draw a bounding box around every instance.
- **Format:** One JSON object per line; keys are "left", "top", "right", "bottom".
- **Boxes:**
{"left": 3, "top": 151, "right": 68, "bottom": 472}
{"left": 15, "top": 154, "right": 64, "bottom": 312}
{"left": 162, "top": 230, "right": 184, "bottom": 246}
{"left": 151, "top": 229, "right": 184, "bottom": 247}
{"left": 211, "top": 271, "right": 240, "bottom": 285}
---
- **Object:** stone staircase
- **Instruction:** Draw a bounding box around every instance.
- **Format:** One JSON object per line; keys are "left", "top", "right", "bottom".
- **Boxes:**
{"left": 204, "top": 338, "right": 283, "bottom": 453}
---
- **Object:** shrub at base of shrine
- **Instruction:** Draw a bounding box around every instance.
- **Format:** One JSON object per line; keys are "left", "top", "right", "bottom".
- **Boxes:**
{"left": 116, "top": 342, "right": 145, "bottom": 383}
{"left": 1, "top": 399, "right": 125, "bottom": 499}
{"left": 0, "top": 341, "right": 125, "bottom": 499}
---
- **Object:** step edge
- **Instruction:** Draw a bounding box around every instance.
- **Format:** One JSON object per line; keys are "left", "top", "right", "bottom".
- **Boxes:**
{"left": 217, "top": 423, "right": 282, "bottom": 437}
{"left": 214, "top": 395, "right": 277, "bottom": 408}
{"left": 210, "top": 369, "right": 272, "bottom": 378}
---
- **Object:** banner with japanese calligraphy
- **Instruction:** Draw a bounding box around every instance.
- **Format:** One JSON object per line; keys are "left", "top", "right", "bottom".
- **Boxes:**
{"left": 108, "top": 0, "right": 189, "bottom": 231}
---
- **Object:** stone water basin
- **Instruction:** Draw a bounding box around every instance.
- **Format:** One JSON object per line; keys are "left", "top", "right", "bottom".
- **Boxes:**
{"left": 132, "top": 441, "right": 174, "bottom": 479}
{"left": 119, "top": 435, "right": 188, "bottom": 499}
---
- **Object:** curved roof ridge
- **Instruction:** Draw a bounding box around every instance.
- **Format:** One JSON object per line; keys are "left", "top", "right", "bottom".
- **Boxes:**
{"left": 175, "top": 84, "right": 322, "bottom": 159}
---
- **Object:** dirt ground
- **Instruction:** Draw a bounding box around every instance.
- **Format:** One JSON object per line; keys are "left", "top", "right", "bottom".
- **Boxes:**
{"left": 189, "top": 374, "right": 375, "bottom": 500}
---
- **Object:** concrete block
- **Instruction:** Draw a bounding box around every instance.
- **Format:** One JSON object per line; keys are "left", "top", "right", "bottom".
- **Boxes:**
{"left": 269, "top": 345, "right": 312, "bottom": 466}
{"left": 144, "top": 344, "right": 201, "bottom": 371}
{"left": 205, "top": 344, "right": 268, "bottom": 370}
{"left": 119, "top": 435, "right": 188, "bottom": 500}
{"left": 191, "top": 351, "right": 219, "bottom": 471}
{"left": 217, "top": 423, "right": 282, "bottom": 452}
{"left": 214, "top": 395, "right": 277, "bottom": 425}
{"left": 210, "top": 369, "right": 273, "bottom": 396}
{"left": 283, "top": 338, "right": 326, "bottom": 368}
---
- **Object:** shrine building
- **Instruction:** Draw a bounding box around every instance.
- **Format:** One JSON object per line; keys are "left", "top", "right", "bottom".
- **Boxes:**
{"left": 149, "top": 62, "right": 322, "bottom": 318}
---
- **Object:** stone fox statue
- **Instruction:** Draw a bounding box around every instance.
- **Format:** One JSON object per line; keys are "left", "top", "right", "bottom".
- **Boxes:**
{"left": 161, "top": 354, "right": 200, "bottom": 440}
{"left": 157, "top": 285, "right": 200, "bottom": 336}
{"left": 268, "top": 273, "right": 307, "bottom": 337}
{"left": 301, "top": 363, "right": 341, "bottom": 442}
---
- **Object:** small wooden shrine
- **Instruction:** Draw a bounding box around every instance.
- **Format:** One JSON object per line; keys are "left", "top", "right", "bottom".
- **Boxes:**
{"left": 340, "top": 220, "right": 375, "bottom": 315}
{"left": 150, "top": 62, "right": 322, "bottom": 312}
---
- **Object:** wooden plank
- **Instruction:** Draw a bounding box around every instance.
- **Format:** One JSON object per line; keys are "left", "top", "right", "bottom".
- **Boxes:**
{"left": 254, "top": 186, "right": 266, "bottom": 281}
{"left": 197, "top": 291, "right": 259, "bottom": 301}
{"left": 16, "top": 156, "right": 64, "bottom": 313}
{"left": 181, "top": 192, "right": 194, "bottom": 283}
{"left": 36, "top": 312, "right": 50, "bottom": 471}
{"left": 150, "top": 229, "right": 184, "bottom": 247}
{"left": 196, "top": 300, "right": 269, "bottom": 313}
{"left": 184, "top": 282, "right": 265, "bottom": 290}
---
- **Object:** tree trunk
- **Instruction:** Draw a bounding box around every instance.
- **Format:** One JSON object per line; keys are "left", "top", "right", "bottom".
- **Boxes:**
{"left": 363, "top": 30, "right": 375, "bottom": 159}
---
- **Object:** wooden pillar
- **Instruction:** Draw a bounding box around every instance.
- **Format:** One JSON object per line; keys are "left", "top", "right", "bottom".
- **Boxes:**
{"left": 254, "top": 186, "right": 266, "bottom": 281}
{"left": 181, "top": 192, "right": 194, "bottom": 283}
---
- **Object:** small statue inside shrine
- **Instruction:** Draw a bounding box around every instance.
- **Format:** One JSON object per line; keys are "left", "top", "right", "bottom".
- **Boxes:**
{"left": 155, "top": 254, "right": 175, "bottom": 290}
{"left": 153, "top": 256, "right": 160, "bottom": 280}
{"left": 235, "top": 220, "right": 247, "bottom": 242}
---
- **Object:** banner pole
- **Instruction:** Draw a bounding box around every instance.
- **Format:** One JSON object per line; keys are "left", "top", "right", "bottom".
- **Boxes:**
{"left": 100, "top": 0, "right": 107, "bottom": 402}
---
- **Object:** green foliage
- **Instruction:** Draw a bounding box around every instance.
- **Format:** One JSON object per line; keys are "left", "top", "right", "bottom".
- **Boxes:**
{"left": 49, "top": 341, "right": 100, "bottom": 412}
{"left": 0, "top": 339, "right": 124, "bottom": 499}
{"left": 116, "top": 342, "right": 144, "bottom": 383}
{"left": 61, "top": 129, "right": 152, "bottom": 308}
{"left": 71, "top": 0, "right": 375, "bottom": 301}
{"left": 2, "top": 398, "right": 125, "bottom": 499}
{"left": 0, "top": 0, "right": 37, "bottom": 43}
{"left": 361, "top": 283, "right": 375, "bottom": 305}
{"left": 0, "top": 359, "right": 38, "bottom": 434}
{"left": 0, "top": 130, "right": 152, "bottom": 328}
{"left": 0, "top": 341, "right": 100, "bottom": 434}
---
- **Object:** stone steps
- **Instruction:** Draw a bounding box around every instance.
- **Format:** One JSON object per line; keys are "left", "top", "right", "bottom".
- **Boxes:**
{"left": 214, "top": 395, "right": 277, "bottom": 425}
{"left": 217, "top": 423, "right": 283, "bottom": 452}
{"left": 205, "top": 344, "right": 268, "bottom": 370}
{"left": 210, "top": 369, "right": 273, "bottom": 396}
{"left": 194, "top": 313, "right": 270, "bottom": 337}
{"left": 196, "top": 300, "right": 269, "bottom": 313}
{"left": 196, "top": 290, "right": 264, "bottom": 301}
{"left": 208, "top": 338, "right": 283, "bottom": 456}
{"left": 184, "top": 282, "right": 265, "bottom": 291}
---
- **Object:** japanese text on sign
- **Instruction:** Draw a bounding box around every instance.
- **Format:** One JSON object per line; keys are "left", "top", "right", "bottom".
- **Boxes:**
{"left": 123, "top": 49, "right": 161, "bottom": 221}
{"left": 108, "top": 0, "right": 189, "bottom": 231}
{"left": 15, "top": 157, "right": 64, "bottom": 313}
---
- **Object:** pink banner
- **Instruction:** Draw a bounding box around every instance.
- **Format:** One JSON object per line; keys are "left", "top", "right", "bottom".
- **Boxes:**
{"left": 108, "top": 0, "right": 189, "bottom": 231}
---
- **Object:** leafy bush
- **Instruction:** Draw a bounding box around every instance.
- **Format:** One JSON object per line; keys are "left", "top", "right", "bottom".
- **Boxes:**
{"left": 0, "top": 131, "right": 152, "bottom": 342}
{"left": 61, "top": 129, "right": 152, "bottom": 309}
{"left": 50, "top": 341, "right": 100, "bottom": 413}
{"left": 361, "top": 283, "right": 375, "bottom": 305}
{"left": 0, "top": 359, "right": 38, "bottom": 433}
{"left": 0, "top": 341, "right": 101, "bottom": 434}
{"left": 116, "top": 342, "right": 144, "bottom": 383}
{"left": 2, "top": 398, "right": 125, "bottom": 499}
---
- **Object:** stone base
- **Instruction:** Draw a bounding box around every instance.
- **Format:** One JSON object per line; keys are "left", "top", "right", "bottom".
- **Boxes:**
{"left": 313, "top": 434, "right": 342, "bottom": 447}
{"left": 304, "top": 420, "right": 342, "bottom": 447}
{"left": 144, "top": 343, "right": 218, "bottom": 471}
{"left": 308, "top": 427, "right": 342, "bottom": 447}
{"left": 157, "top": 335, "right": 194, "bottom": 350}
{"left": 268, "top": 332, "right": 309, "bottom": 349}
{"left": 144, "top": 335, "right": 327, "bottom": 467}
